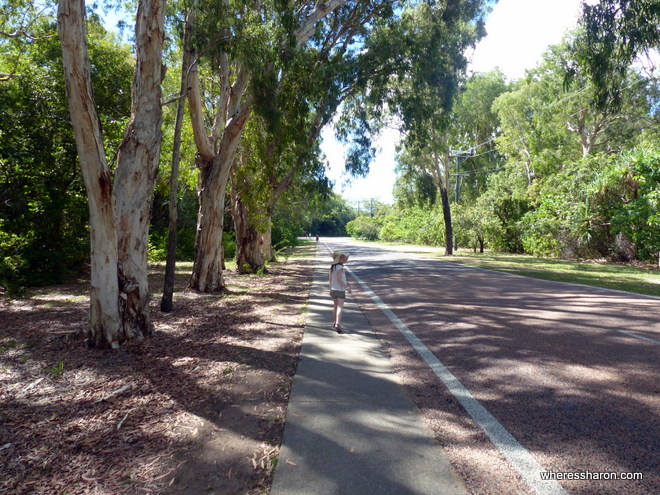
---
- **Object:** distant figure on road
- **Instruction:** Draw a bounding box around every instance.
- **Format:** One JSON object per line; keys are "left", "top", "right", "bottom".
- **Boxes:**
{"left": 329, "top": 251, "right": 351, "bottom": 333}
{"left": 315, "top": 234, "right": 319, "bottom": 242}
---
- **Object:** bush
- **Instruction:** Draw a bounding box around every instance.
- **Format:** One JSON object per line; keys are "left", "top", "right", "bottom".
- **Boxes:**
{"left": 378, "top": 205, "right": 445, "bottom": 246}
{"left": 346, "top": 216, "right": 380, "bottom": 240}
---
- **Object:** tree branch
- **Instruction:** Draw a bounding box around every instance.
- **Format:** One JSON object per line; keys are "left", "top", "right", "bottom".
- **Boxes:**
{"left": 295, "top": 0, "right": 348, "bottom": 45}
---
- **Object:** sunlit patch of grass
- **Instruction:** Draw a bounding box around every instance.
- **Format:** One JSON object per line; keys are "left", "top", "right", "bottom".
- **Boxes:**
{"left": 33, "top": 294, "right": 88, "bottom": 305}
{"left": 440, "top": 250, "right": 659, "bottom": 297}
{"left": 45, "top": 361, "right": 66, "bottom": 379}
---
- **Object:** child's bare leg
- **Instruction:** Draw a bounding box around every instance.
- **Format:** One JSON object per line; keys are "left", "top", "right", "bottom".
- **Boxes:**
{"left": 333, "top": 299, "right": 338, "bottom": 325}
{"left": 335, "top": 298, "right": 345, "bottom": 326}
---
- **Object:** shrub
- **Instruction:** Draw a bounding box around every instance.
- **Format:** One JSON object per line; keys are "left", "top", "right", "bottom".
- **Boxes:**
{"left": 346, "top": 216, "right": 380, "bottom": 240}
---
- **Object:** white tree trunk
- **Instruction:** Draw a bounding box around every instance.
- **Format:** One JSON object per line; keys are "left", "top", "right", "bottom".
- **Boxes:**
{"left": 58, "top": 0, "right": 121, "bottom": 347}
{"left": 113, "top": 0, "right": 166, "bottom": 339}
{"left": 58, "top": 0, "right": 165, "bottom": 347}
{"left": 189, "top": 95, "right": 252, "bottom": 291}
{"left": 190, "top": 156, "right": 227, "bottom": 291}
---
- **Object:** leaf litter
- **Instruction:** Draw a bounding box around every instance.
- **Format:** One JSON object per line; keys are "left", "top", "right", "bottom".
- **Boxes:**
{"left": 0, "top": 245, "right": 314, "bottom": 495}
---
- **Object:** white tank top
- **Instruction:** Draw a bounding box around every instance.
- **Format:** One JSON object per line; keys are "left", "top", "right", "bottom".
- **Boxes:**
{"left": 329, "top": 264, "right": 346, "bottom": 291}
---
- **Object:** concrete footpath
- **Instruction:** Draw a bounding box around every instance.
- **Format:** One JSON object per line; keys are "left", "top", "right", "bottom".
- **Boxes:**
{"left": 270, "top": 246, "right": 467, "bottom": 495}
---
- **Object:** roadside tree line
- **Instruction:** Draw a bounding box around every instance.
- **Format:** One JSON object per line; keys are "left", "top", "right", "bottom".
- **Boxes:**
{"left": 347, "top": 5, "right": 659, "bottom": 266}
{"left": 1, "top": 0, "right": 491, "bottom": 347}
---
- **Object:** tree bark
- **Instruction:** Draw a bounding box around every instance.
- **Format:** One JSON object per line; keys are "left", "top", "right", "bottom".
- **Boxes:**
{"left": 232, "top": 188, "right": 268, "bottom": 274}
{"left": 187, "top": 43, "right": 252, "bottom": 291}
{"left": 113, "top": 0, "right": 165, "bottom": 340}
{"left": 189, "top": 108, "right": 250, "bottom": 290}
{"left": 58, "top": 0, "right": 121, "bottom": 347}
{"left": 430, "top": 149, "right": 453, "bottom": 256}
{"left": 440, "top": 185, "right": 453, "bottom": 255}
{"left": 190, "top": 155, "right": 226, "bottom": 291}
{"left": 58, "top": 0, "right": 165, "bottom": 347}
{"left": 161, "top": 12, "right": 194, "bottom": 312}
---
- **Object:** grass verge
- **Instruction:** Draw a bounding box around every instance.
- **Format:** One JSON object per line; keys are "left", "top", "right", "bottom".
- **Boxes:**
{"left": 437, "top": 250, "right": 659, "bottom": 298}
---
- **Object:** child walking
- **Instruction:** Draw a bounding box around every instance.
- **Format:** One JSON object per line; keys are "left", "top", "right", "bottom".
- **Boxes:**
{"left": 329, "top": 251, "right": 351, "bottom": 333}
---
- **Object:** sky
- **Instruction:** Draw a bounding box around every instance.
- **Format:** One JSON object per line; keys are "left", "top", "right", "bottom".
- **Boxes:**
{"left": 323, "top": 0, "right": 585, "bottom": 205}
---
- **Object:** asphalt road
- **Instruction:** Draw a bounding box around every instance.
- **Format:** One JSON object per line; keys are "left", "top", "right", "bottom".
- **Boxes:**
{"left": 322, "top": 238, "right": 659, "bottom": 495}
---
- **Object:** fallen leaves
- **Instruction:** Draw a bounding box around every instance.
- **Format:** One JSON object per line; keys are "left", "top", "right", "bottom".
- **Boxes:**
{"left": 0, "top": 247, "right": 314, "bottom": 495}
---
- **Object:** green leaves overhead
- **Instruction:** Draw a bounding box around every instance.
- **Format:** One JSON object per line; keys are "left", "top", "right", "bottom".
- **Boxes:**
{"left": 569, "top": 0, "right": 660, "bottom": 110}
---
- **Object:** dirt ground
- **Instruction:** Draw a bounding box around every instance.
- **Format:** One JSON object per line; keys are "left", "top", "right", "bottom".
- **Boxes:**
{"left": 0, "top": 244, "right": 315, "bottom": 495}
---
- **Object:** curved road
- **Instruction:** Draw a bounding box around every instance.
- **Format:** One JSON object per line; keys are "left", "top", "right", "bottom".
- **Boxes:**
{"left": 322, "top": 238, "right": 659, "bottom": 495}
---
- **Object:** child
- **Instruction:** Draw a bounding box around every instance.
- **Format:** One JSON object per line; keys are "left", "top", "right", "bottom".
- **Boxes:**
{"left": 329, "top": 251, "right": 351, "bottom": 333}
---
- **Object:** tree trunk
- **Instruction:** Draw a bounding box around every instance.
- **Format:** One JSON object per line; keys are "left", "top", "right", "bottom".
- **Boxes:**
{"left": 113, "top": 0, "right": 165, "bottom": 340}
{"left": 190, "top": 156, "right": 227, "bottom": 291}
{"left": 187, "top": 53, "right": 252, "bottom": 291}
{"left": 161, "top": 12, "right": 194, "bottom": 312}
{"left": 58, "top": 0, "right": 121, "bottom": 347}
{"left": 58, "top": 0, "right": 165, "bottom": 347}
{"left": 189, "top": 109, "right": 252, "bottom": 291}
{"left": 232, "top": 189, "right": 268, "bottom": 274}
{"left": 262, "top": 221, "right": 275, "bottom": 261}
{"left": 431, "top": 150, "right": 453, "bottom": 256}
{"left": 440, "top": 185, "right": 453, "bottom": 255}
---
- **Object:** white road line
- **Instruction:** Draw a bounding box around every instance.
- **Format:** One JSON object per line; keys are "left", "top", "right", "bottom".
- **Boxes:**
{"left": 347, "top": 266, "right": 569, "bottom": 495}
{"left": 617, "top": 330, "right": 660, "bottom": 345}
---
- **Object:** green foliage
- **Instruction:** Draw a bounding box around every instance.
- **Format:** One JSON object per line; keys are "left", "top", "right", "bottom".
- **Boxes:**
{"left": 606, "top": 148, "right": 660, "bottom": 261}
{"left": 0, "top": 18, "right": 132, "bottom": 290}
{"left": 517, "top": 155, "right": 608, "bottom": 258}
{"left": 223, "top": 232, "right": 236, "bottom": 260}
{"left": 150, "top": 183, "right": 199, "bottom": 262}
{"left": 476, "top": 171, "right": 531, "bottom": 253}
{"left": 379, "top": 204, "right": 446, "bottom": 246}
{"left": 308, "top": 194, "right": 355, "bottom": 237}
{"left": 447, "top": 70, "right": 510, "bottom": 200}
{"left": 452, "top": 201, "right": 498, "bottom": 252}
{"left": 346, "top": 216, "right": 380, "bottom": 241}
{"left": 571, "top": 0, "right": 660, "bottom": 110}
{"left": 271, "top": 217, "right": 302, "bottom": 250}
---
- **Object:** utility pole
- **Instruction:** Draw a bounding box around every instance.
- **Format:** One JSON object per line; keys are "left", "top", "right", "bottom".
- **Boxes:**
{"left": 449, "top": 148, "right": 474, "bottom": 251}
{"left": 449, "top": 148, "right": 473, "bottom": 203}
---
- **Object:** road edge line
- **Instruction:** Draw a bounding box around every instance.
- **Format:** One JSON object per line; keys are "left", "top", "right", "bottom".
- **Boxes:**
{"left": 347, "top": 266, "right": 569, "bottom": 495}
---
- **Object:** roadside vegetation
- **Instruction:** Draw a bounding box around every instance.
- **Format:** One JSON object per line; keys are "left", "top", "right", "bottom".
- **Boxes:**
{"left": 1, "top": 2, "right": 656, "bottom": 334}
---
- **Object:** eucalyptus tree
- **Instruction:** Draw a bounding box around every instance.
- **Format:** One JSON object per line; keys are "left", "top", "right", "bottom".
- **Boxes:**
{"left": 231, "top": 114, "right": 329, "bottom": 272}
{"left": 185, "top": 0, "right": 348, "bottom": 291}
{"left": 229, "top": 0, "right": 402, "bottom": 272}
{"left": 58, "top": 0, "right": 166, "bottom": 348}
{"left": 344, "top": 0, "right": 490, "bottom": 254}
{"left": 570, "top": 0, "right": 660, "bottom": 111}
